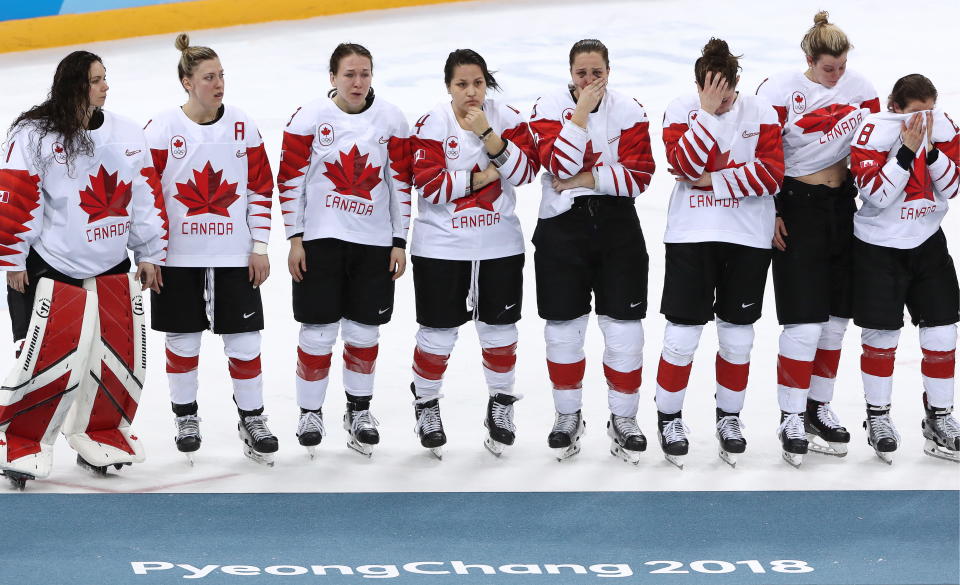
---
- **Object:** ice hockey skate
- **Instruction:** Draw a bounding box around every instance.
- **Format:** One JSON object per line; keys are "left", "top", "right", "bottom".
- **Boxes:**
{"left": 1, "top": 469, "right": 34, "bottom": 491}
{"left": 778, "top": 412, "right": 808, "bottom": 468}
{"left": 173, "top": 414, "right": 201, "bottom": 465}
{"left": 715, "top": 409, "right": 746, "bottom": 468}
{"left": 606, "top": 414, "right": 646, "bottom": 465}
{"left": 296, "top": 409, "right": 325, "bottom": 459}
{"left": 344, "top": 400, "right": 380, "bottom": 458}
{"left": 483, "top": 393, "right": 519, "bottom": 457}
{"left": 921, "top": 406, "right": 959, "bottom": 463}
{"left": 804, "top": 399, "right": 849, "bottom": 457}
{"left": 863, "top": 405, "right": 898, "bottom": 465}
{"left": 657, "top": 411, "right": 689, "bottom": 469}
{"left": 411, "top": 385, "right": 445, "bottom": 460}
{"left": 76, "top": 453, "right": 130, "bottom": 476}
{"left": 548, "top": 410, "right": 585, "bottom": 461}
{"left": 238, "top": 412, "right": 278, "bottom": 466}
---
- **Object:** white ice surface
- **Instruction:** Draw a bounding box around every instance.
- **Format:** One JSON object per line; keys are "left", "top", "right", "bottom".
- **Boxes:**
{"left": 0, "top": 0, "right": 958, "bottom": 493}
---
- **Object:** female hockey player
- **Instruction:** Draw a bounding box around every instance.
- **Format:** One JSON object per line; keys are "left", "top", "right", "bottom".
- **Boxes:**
{"left": 654, "top": 39, "right": 784, "bottom": 469}
{"left": 756, "top": 11, "right": 880, "bottom": 466}
{"left": 0, "top": 50, "right": 166, "bottom": 486}
{"left": 849, "top": 74, "right": 959, "bottom": 463}
{"left": 277, "top": 43, "right": 410, "bottom": 458}
{"left": 407, "top": 48, "right": 538, "bottom": 458}
{"left": 145, "top": 34, "right": 277, "bottom": 465}
{"left": 529, "top": 39, "right": 655, "bottom": 463}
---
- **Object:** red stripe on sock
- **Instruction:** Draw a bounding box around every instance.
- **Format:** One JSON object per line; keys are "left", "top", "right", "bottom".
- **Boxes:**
{"left": 482, "top": 343, "right": 517, "bottom": 373}
{"left": 716, "top": 354, "right": 749, "bottom": 392}
{"left": 921, "top": 348, "right": 955, "bottom": 379}
{"left": 413, "top": 347, "right": 449, "bottom": 381}
{"left": 297, "top": 348, "right": 331, "bottom": 381}
{"left": 812, "top": 348, "right": 841, "bottom": 379}
{"left": 603, "top": 364, "right": 641, "bottom": 394}
{"left": 344, "top": 344, "right": 378, "bottom": 374}
{"left": 165, "top": 349, "right": 198, "bottom": 374}
{"left": 861, "top": 344, "right": 896, "bottom": 378}
{"left": 547, "top": 359, "right": 585, "bottom": 390}
{"left": 777, "top": 355, "right": 813, "bottom": 389}
{"left": 656, "top": 357, "right": 692, "bottom": 393}
{"left": 229, "top": 355, "right": 262, "bottom": 380}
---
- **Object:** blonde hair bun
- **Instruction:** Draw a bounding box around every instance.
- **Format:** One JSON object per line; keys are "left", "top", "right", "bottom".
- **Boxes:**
{"left": 175, "top": 33, "right": 190, "bottom": 52}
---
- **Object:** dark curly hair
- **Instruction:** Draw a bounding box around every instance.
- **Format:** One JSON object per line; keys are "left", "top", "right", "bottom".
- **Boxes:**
{"left": 9, "top": 51, "right": 103, "bottom": 169}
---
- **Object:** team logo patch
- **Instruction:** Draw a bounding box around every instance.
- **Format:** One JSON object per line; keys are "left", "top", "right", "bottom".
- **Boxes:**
{"left": 36, "top": 297, "right": 51, "bottom": 318}
{"left": 171, "top": 135, "right": 187, "bottom": 159}
{"left": 445, "top": 136, "right": 460, "bottom": 159}
{"left": 318, "top": 123, "right": 335, "bottom": 146}
{"left": 132, "top": 294, "right": 144, "bottom": 316}
{"left": 52, "top": 142, "right": 67, "bottom": 164}
{"left": 791, "top": 91, "right": 807, "bottom": 114}
{"left": 688, "top": 110, "right": 699, "bottom": 126}
{"left": 561, "top": 108, "right": 574, "bottom": 122}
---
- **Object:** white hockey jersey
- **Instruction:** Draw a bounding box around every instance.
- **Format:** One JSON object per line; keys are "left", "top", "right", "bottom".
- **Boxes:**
{"left": 662, "top": 94, "right": 784, "bottom": 248}
{"left": 0, "top": 111, "right": 168, "bottom": 279}
{"left": 408, "top": 98, "right": 538, "bottom": 260}
{"left": 277, "top": 96, "right": 410, "bottom": 248}
{"left": 144, "top": 105, "right": 273, "bottom": 267}
{"left": 756, "top": 70, "right": 879, "bottom": 177}
{"left": 529, "top": 87, "right": 654, "bottom": 218}
{"left": 851, "top": 110, "right": 959, "bottom": 249}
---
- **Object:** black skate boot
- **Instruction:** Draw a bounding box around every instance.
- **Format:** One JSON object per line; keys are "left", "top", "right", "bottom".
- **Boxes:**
{"left": 778, "top": 411, "right": 808, "bottom": 468}
{"left": 921, "top": 401, "right": 958, "bottom": 463}
{"left": 864, "top": 404, "right": 899, "bottom": 465}
{"left": 657, "top": 410, "right": 689, "bottom": 469}
{"left": 172, "top": 401, "right": 201, "bottom": 464}
{"left": 344, "top": 394, "right": 380, "bottom": 458}
{"left": 715, "top": 408, "right": 746, "bottom": 468}
{"left": 238, "top": 407, "right": 279, "bottom": 466}
{"left": 805, "top": 399, "right": 850, "bottom": 457}
{"left": 548, "top": 410, "right": 585, "bottom": 461}
{"left": 607, "top": 414, "right": 646, "bottom": 465}
{"left": 484, "top": 393, "right": 519, "bottom": 457}
{"left": 296, "top": 408, "right": 324, "bottom": 459}
{"left": 411, "top": 383, "right": 445, "bottom": 459}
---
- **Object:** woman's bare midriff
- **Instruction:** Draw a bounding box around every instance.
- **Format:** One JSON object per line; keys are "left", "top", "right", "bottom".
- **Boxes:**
{"left": 792, "top": 158, "right": 849, "bottom": 188}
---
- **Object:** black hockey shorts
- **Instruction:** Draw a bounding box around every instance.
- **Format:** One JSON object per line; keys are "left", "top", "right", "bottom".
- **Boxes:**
{"left": 661, "top": 242, "right": 772, "bottom": 326}
{"left": 6, "top": 248, "right": 131, "bottom": 342}
{"left": 533, "top": 196, "right": 648, "bottom": 321}
{"left": 292, "top": 238, "right": 395, "bottom": 326}
{"left": 772, "top": 175, "right": 857, "bottom": 325}
{"left": 412, "top": 253, "right": 524, "bottom": 328}
{"left": 853, "top": 230, "right": 960, "bottom": 330}
{"left": 151, "top": 266, "right": 264, "bottom": 334}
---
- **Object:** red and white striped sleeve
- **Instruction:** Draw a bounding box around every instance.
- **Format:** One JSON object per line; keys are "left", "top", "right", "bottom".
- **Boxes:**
{"left": 929, "top": 112, "right": 959, "bottom": 199}
{"left": 663, "top": 98, "right": 713, "bottom": 182}
{"left": 594, "top": 99, "right": 654, "bottom": 198}
{"left": 0, "top": 125, "right": 44, "bottom": 270}
{"left": 142, "top": 117, "right": 168, "bottom": 177}
{"left": 128, "top": 140, "right": 169, "bottom": 266}
{"left": 755, "top": 77, "right": 788, "bottom": 128}
{"left": 386, "top": 111, "right": 412, "bottom": 246}
{"left": 529, "top": 96, "right": 588, "bottom": 179}
{"left": 850, "top": 117, "right": 910, "bottom": 209}
{"left": 409, "top": 112, "right": 469, "bottom": 204}
{"left": 277, "top": 105, "right": 314, "bottom": 238}
{"left": 496, "top": 104, "right": 540, "bottom": 187}
{"left": 710, "top": 109, "right": 784, "bottom": 200}
{"left": 245, "top": 119, "right": 273, "bottom": 244}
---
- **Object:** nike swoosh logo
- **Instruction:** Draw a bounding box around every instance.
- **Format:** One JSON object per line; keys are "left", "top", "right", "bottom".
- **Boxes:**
{"left": 379, "top": 137, "right": 389, "bottom": 144}
{"left": 504, "top": 304, "right": 516, "bottom": 311}
{"left": 125, "top": 149, "right": 141, "bottom": 156}
{"left": 243, "top": 312, "right": 256, "bottom": 319}
{"left": 378, "top": 308, "right": 391, "bottom": 315}
{"left": 236, "top": 150, "right": 247, "bottom": 158}
{"left": 630, "top": 302, "right": 642, "bottom": 308}
{"left": 741, "top": 303, "right": 755, "bottom": 308}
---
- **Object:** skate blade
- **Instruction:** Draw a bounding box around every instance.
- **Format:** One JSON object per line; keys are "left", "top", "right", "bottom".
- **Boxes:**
{"left": 184, "top": 453, "right": 195, "bottom": 466}
{"left": 781, "top": 451, "right": 803, "bottom": 468}
{"left": 922, "top": 440, "right": 958, "bottom": 463}
{"left": 242, "top": 447, "right": 276, "bottom": 467}
{"left": 554, "top": 442, "right": 581, "bottom": 462}
{"left": 76, "top": 455, "right": 110, "bottom": 476}
{"left": 484, "top": 437, "right": 506, "bottom": 458}
{"left": 2, "top": 470, "right": 34, "bottom": 491}
{"left": 305, "top": 446, "right": 318, "bottom": 460}
{"left": 664, "top": 454, "right": 684, "bottom": 469}
{"left": 428, "top": 447, "right": 443, "bottom": 460}
{"left": 806, "top": 434, "right": 848, "bottom": 457}
{"left": 347, "top": 439, "right": 374, "bottom": 458}
{"left": 719, "top": 450, "right": 737, "bottom": 468}
{"left": 610, "top": 444, "right": 641, "bottom": 466}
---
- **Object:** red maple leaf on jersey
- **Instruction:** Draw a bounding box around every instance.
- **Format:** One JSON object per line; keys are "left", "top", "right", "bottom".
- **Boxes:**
{"left": 54, "top": 144, "right": 64, "bottom": 154}
{"left": 578, "top": 141, "right": 602, "bottom": 173}
{"left": 448, "top": 139, "right": 458, "bottom": 149}
{"left": 794, "top": 94, "right": 804, "bottom": 105}
{"left": 79, "top": 165, "right": 132, "bottom": 223}
{"left": 320, "top": 127, "right": 332, "bottom": 137}
{"left": 706, "top": 146, "right": 733, "bottom": 172}
{"left": 904, "top": 154, "right": 934, "bottom": 202}
{"left": 452, "top": 164, "right": 502, "bottom": 211}
{"left": 173, "top": 138, "right": 184, "bottom": 148}
{"left": 322, "top": 145, "right": 382, "bottom": 200}
{"left": 174, "top": 161, "right": 239, "bottom": 217}
{"left": 796, "top": 104, "right": 856, "bottom": 135}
